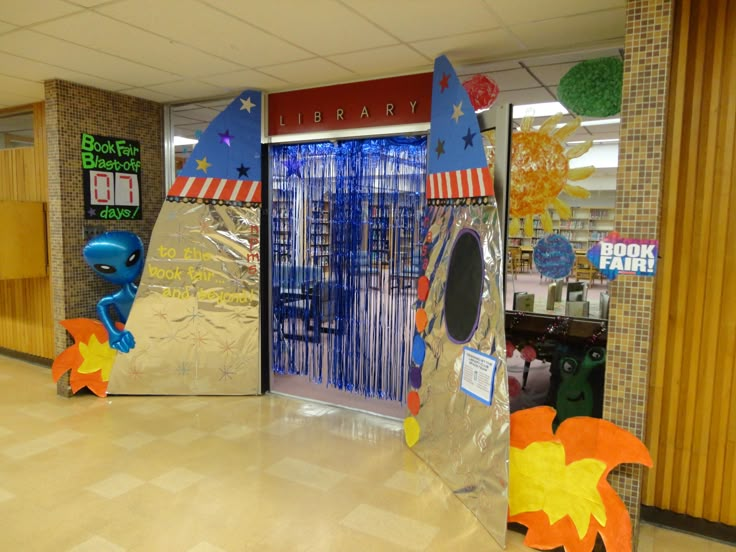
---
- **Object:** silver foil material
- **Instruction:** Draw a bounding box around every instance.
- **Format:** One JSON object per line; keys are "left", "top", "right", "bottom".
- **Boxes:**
{"left": 108, "top": 202, "right": 261, "bottom": 395}
{"left": 411, "top": 202, "right": 509, "bottom": 547}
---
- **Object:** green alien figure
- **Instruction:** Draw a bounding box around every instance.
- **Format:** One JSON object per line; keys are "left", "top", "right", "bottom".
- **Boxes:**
{"left": 554, "top": 346, "right": 606, "bottom": 426}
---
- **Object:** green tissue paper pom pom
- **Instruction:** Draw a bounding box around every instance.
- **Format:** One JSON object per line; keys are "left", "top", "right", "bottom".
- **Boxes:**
{"left": 558, "top": 57, "right": 623, "bottom": 117}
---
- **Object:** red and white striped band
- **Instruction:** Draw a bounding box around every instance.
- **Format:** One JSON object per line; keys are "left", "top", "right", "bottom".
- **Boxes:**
{"left": 167, "top": 176, "right": 262, "bottom": 204}
{"left": 425, "top": 167, "right": 494, "bottom": 200}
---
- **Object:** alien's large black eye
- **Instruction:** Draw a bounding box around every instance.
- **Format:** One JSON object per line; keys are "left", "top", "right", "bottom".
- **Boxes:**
{"left": 561, "top": 358, "right": 578, "bottom": 375}
{"left": 94, "top": 264, "right": 116, "bottom": 274}
{"left": 126, "top": 249, "right": 141, "bottom": 267}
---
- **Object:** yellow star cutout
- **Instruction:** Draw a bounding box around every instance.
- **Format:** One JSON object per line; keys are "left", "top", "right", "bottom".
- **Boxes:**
{"left": 451, "top": 101, "right": 464, "bottom": 123}
{"left": 240, "top": 97, "right": 256, "bottom": 113}
{"left": 78, "top": 334, "right": 117, "bottom": 382}
{"left": 196, "top": 157, "right": 212, "bottom": 173}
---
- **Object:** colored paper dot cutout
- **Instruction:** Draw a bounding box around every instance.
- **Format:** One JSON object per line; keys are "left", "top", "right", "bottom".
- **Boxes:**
{"left": 417, "top": 276, "right": 430, "bottom": 301}
{"left": 407, "top": 391, "right": 421, "bottom": 415}
{"left": 409, "top": 366, "right": 422, "bottom": 389}
{"left": 411, "top": 334, "right": 426, "bottom": 367}
{"left": 415, "top": 308, "right": 428, "bottom": 332}
{"left": 404, "top": 416, "right": 421, "bottom": 447}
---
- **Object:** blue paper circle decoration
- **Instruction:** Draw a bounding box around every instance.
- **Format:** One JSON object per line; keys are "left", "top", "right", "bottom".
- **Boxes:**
{"left": 533, "top": 234, "right": 575, "bottom": 280}
{"left": 411, "top": 334, "right": 426, "bottom": 367}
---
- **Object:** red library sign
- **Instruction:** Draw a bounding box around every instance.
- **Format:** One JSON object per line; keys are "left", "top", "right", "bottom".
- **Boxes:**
{"left": 267, "top": 73, "right": 433, "bottom": 136}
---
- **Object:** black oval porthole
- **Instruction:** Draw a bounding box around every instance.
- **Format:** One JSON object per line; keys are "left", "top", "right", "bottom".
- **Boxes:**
{"left": 444, "top": 228, "right": 483, "bottom": 344}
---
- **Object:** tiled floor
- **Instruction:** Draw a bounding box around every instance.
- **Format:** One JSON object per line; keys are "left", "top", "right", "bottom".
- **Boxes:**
{"left": 0, "top": 354, "right": 732, "bottom": 551}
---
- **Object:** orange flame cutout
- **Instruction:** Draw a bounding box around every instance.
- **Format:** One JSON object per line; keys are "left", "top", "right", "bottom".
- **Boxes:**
{"left": 509, "top": 406, "right": 652, "bottom": 552}
{"left": 52, "top": 318, "right": 117, "bottom": 397}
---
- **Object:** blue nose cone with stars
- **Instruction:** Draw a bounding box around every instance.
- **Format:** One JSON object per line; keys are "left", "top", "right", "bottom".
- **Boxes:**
{"left": 426, "top": 55, "right": 493, "bottom": 205}
{"left": 167, "top": 91, "right": 262, "bottom": 206}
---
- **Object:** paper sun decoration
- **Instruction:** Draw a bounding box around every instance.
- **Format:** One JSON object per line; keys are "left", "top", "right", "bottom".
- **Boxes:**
{"left": 509, "top": 406, "right": 652, "bottom": 552}
{"left": 508, "top": 114, "right": 595, "bottom": 237}
{"left": 52, "top": 319, "right": 119, "bottom": 397}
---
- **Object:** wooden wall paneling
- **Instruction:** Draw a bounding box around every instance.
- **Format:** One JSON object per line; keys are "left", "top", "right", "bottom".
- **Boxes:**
{"left": 646, "top": 0, "right": 736, "bottom": 525}
{"left": 0, "top": 102, "right": 53, "bottom": 359}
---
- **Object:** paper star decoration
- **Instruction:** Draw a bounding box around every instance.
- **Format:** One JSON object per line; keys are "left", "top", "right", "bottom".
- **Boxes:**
{"left": 462, "top": 128, "right": 476, "bottom": 149}
{"left": 451, "top": 102, "right": 464, "bottom": 123}
{"left": 237, "top": 164, "right": 250, "bottom": 178}
{"left": 284, "top": 158, "right": 302, "bottom": 178}
{"left": 218, "top": 130, "right": 234, "bottom": 147}
{"left": 439, "top": 73, "right": 450, "bottom": 92}
{"left": 195, "top": 157, "right": 212, "bottom": 173}
{"left": 435, "top": 139, "right": 445, "bottom": 158}
{"left": 240, "top": 97, "right": 256, "bottom": 112}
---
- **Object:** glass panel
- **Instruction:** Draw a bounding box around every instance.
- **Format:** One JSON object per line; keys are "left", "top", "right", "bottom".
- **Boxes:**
{"left": 0, "top": 111, "right": 33, "bottom": 149}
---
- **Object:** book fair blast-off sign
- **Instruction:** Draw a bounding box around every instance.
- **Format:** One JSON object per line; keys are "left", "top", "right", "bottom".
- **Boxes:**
{"left": 82, "top": 133, "right": 142, "bottom": 220}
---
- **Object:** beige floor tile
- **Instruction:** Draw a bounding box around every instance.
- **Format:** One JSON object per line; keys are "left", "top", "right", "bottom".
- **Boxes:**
{"left": 67, "top": 535, "right": 127, "bottom": 552}
{"left": 86, "top": 473, "right": 146, "bottom": 499}
{"left": 113, "top": 431, "right": 157, "bottom": 450}
{"left": 163, "top": 427, "right": 206, "bottom": 444}
{"left": 2, "top": 428, "right": 85, "bottom": 459}
{"left": 340, "top": 503, "right": 440, "bottom": 551}
{"left": 266, "top": 456, "right": 347, "bottom": 491}
{"left": 213, "top": 423, "right": 253, "bottom": 439}
{"left": 0, "top": 355, "right": 732, "bottom": 552}
{"left": 150, "top": 467, "right": 205, "bottom": 492}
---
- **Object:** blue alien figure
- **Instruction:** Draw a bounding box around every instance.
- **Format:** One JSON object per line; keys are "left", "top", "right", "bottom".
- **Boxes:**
{"left": 82, "top": 231, "right": 144, "bottom": 353}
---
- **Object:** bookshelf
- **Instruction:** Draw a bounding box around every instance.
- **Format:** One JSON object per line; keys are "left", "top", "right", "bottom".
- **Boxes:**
{"left": 391, "top": 203, "right": 419, "bottom": 288}
{"left": 309, "top": 199, "right": 331, "bottom": 269}
{"left": 368, "top": 203, "right": 390, "bottom": 267}
{"left": 272, "top": 190, "right": 294, "bottom": 265}
{"left": 508, "top": 206, "right": 615, "bottom": 251}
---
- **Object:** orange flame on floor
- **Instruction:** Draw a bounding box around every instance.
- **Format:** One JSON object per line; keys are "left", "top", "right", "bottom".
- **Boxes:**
{"left": 509, "top": 406, "right": 652, "bottom": 552}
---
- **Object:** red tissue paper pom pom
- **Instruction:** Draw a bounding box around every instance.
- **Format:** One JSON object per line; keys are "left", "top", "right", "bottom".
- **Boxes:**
{"left": 462, "top": 75, "right": 499, "bottom": 111}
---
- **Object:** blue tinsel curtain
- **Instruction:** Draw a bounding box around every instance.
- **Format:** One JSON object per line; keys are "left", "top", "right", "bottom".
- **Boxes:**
{"left": 271, "top": 137, "right": 426, "bottom": 401}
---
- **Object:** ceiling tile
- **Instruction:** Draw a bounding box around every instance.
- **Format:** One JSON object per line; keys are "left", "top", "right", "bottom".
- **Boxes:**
{"left": 0, "top": 30, "right": 179, "bottom": 86}
{"left": 327, "top": 45, "right": 430, "bottom": 75}
{"left": 0, "top": 0, "right": 81, "bottom": 26}
{"left": 510, "top": 9, "right": 626, "bottom": 50}
{"left": 485, "top": 0, "right": 625, "bottom": 26}
{"left": 485, "top": 68, "right": 539, "bottom": 91}
{"left": 0, "top": 21, "right": 16, "bottom": 35}
{"left": 65, "top": 0, "right": 117, "bottom": 5}
{"left": 342, "top": 0, "right": 503, "bottom": 42}
{"left": 0, "top": 74, "right": 45, "bottom": 98}
{"left": 34, "top": 12, "right": 245, "bottom": 78}
{"left": 410, "top": 28, "right": 525, "bottom": 63}
{"left": 115, "top": 88, "right": 182, "bottom": 103}
{"left": 526, "top": 62, "right": 578, "bottom": 86}
{"left": 521, "top": 46, "right": 622, "bottom": 66}
{"left": 199, "top": 69, "right": 288, "bottom": 91}
{"left": 97, "top": 0, "right": 313, "bottom": 67}
{"left": 204, "top": 0, "right": 398, "bottom": 56}
{"left": 0, "top": 52, "right": 129, "bottom": 91}
{"left": 0, "top": 90, "right": 43, "bottom": 105}
{"left": 494, "top": 87, "right": 556, "bottom": 106}
{"left": 458, "top": 59, "right": 522, "bottom": 76}
{"left": 259, "top": 58, "right": 355, "bottom": 86}
{"left": 146, "top": 80, "right": 232, "bottom": 99}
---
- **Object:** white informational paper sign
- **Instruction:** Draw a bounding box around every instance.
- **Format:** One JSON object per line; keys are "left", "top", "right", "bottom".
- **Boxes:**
{"left": 460, "top": 347, "right": 498, "bottom": 406}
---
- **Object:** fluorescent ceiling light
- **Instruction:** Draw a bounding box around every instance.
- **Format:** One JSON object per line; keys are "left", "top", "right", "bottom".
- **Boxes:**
{"left": 581, "top": 118, "right": 620, "bottom": 127}
{"left": 174, "top": 136, "right": 198, "bottom": 146}
{"left": 568, "top": 138, "right": 620, "bottom": 144}
{"left": 512, "top": 102, "right": 568, "bottom": 119}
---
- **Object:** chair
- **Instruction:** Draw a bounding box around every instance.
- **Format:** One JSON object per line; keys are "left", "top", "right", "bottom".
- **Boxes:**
{"left": 574, "top": 254, "right": 604, "bottom": 286}
{"left": 507, "top": 246, "right": 522, "bottom": 276}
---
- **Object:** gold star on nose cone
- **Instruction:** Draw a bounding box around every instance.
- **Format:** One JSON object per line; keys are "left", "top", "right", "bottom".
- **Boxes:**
{"left": 451, "top": 102, "right": 464, "bottom": 123}
{"left": 196, "top": 157, "right": 212, "bottom": 173}
{"left": 240, "top": 97, "right": 256, "bottom": 112}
